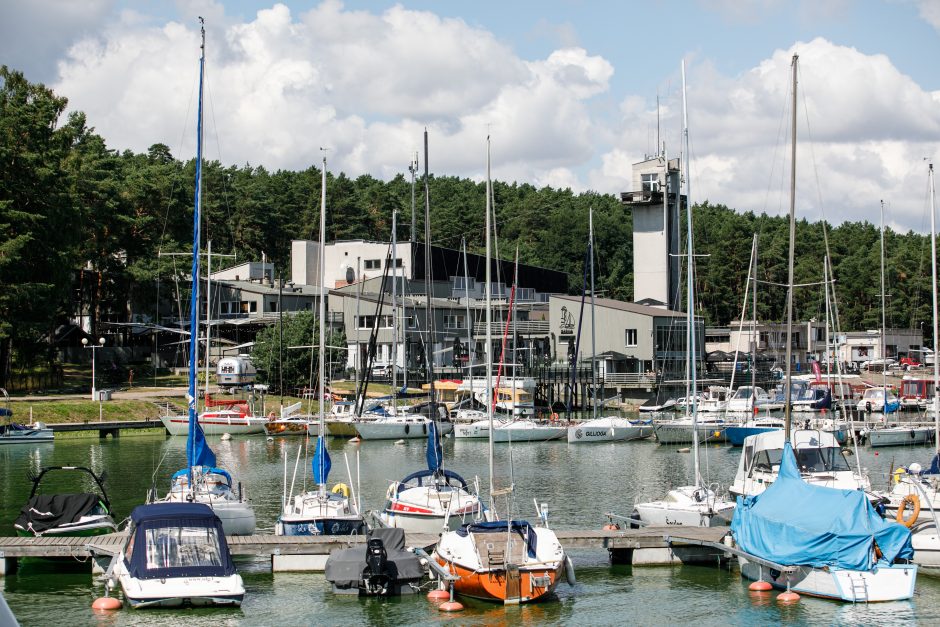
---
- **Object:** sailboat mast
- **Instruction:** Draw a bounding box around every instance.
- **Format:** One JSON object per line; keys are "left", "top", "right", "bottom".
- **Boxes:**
{"left": 318, "top": 155, "right": 327, "bottom": 490}
{"left": 461, "top": 239, "right": 474, "bottom": 407}
{"left": 485, "top": 136, "right": 495, "bottom": 507}
{"left": 423, "top": 130, "right": 436, "bottom": 409}
{"left": 589, "top": 208, "right": 598, "bottom": 421}
{"left": 391, "top": 208, "right": 398, "bottom": 391}
{"left": 880, "top": 200, "right": 888, "bottom": 393}
{"left": 681, "top": 61, "right": 701, "bottom": 487}
{"left": 187, "top": 17, "right": 206, "bottom": 475}
{"left": 929, "top": 163, "right": 939, "bottom": 449}
{"left": 751, "top": 234, "right": 758, "bottom": 409}
{"left": 783, "top": 54, "right": 798, "bottom": 441}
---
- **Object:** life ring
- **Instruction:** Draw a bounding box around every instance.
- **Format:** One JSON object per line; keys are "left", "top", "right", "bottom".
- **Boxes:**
{"left": 896, "top": 494, "right": 920, "bottom": 528}
{"left": 892, "top": 467, "right": 906, "bottom": 485}
{"left": 550, "top": 412, "right": 559, "bottom": 423}
{"left": 332, "top": 483, "right": 350, "bottom": 498}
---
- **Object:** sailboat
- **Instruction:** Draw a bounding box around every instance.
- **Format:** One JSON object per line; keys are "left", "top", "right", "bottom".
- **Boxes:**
{"left": 876, "top": 163, "right": 940, "bottom": 573}
{"left": 732, "top": 53, "right": 917, "bottom": 601}
{"left": 379, "top": 131, "right": 483, "bottom": 534}
{"left": 275, "top": 155, "right": 365, "bottom": 538}
{"left": 433, "top": 136, "right": 571, "bottom": 604}
{"left": 634, "top": 63, "right": 736, "bottom": 528}
{"left": 111, "top": 20, "right": 246, "bottom": 609}
{"left": 149, "top": 19, "right": 255, "bottom": 537}
{"left": 568, "top": 209, "right": 653, "bottom": 444}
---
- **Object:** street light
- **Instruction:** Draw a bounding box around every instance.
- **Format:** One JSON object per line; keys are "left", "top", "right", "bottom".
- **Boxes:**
{"left": 82, "top": 337, "right": 106, "bottom": 401}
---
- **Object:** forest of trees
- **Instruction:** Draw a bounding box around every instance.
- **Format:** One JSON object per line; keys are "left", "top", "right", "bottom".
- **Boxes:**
{"left": 2, "top": 66, "right": 937, "bottom": 386}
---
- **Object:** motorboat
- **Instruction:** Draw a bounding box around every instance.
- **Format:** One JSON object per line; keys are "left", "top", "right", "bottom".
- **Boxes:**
{"left": 492, "top": 419, "right": 566, "bottom": 443}
{"left": 724, "top": 416, "right": 785, "bottom": 447}
{"left": 899, "top": 378, "right": 933, "bottom": 410}
{"left": 857, "top": 386, "right": 901, "bottom": 414}
{"left": 638, "top": 398, "right": 677, "bottom": 413}
{"left": 566, "top": 417, "right": 653, "bottom": 443}
{"left": 325, "top": 527, "right": 425, "bottom": 595}
{"left": 14, "top": 466, "right": 117, "bottom": 537}
{"left": 0, "top": 388, "right": 53, "bottom": 443}
{"left": 725, "top": 386, "right": 775, "bottom": 414}
{"left": 111, "top": 503, "right": 244, "bottom": 608}
{"left": 695, "top": 386, "right": 730, "bottom": 413}
{"left": 263, "top": 402, "right": 312, "bottom": 437}
{"left": 729, "top": 429, "right": 870, "bottom": 498}
{"left": 632, "top": 485, "right": 734, "bottom": 527}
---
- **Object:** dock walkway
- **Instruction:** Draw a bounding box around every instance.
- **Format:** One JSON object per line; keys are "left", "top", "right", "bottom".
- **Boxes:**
{"left": 0, "top": 526, "right": 729, "bottom": 574}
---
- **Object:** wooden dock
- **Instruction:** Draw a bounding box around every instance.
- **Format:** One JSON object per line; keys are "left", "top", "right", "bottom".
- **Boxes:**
{"left": 48, "top": 420, "right": 166, "bottom": 439}
{"left": 0, "top": 526, "right": 729, "bottom": 574}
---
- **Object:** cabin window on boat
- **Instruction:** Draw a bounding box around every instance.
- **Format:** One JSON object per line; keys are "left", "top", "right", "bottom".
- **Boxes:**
{"left": 625, "top": 329, "right": 638, "bottom": 347}
{"left": 145, "top": 527, "right": 224, "bottom": 569}
{"left": 796, "top": 447, "right": 851, "bottom": 473}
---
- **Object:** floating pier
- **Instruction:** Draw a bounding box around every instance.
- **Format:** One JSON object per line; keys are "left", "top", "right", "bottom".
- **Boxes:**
{"left": 0, "top": 527, "right": 730, "bottom": 575}
{"left": 48, "top": 420, "right": 166, "bottom": 439}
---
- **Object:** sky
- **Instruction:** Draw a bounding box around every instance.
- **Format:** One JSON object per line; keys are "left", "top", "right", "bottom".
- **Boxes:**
{"left": 3, "top": 0, "right": 940, "bottom": 232}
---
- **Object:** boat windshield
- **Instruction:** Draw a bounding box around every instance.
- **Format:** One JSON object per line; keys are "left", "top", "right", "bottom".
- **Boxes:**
{"left": 751, "top": 446, "right": 851, "bottom": 475}
{"left": 145, "top": 526, "right": 223, "bottom": 570}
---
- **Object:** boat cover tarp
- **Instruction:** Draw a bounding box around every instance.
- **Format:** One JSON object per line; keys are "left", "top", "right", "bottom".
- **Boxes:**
{"left": 171, "top": 466, "right": 232, "bottom": 486}
{"left": 312, "top": 435, "right": 331, "bottom": 485}
{"left": 457, "top": 520, "right": 538, "bottom": 558}
{"left": 731, "top": 442, "right": 913, "bottom": 570}
{"left": 127, "top": 503, "right": 235, "bottom": 580}
{"left": 324, "top": 527, "right": 424, "bottom": 591}
{"left": 426, "top": 421, "right": 443, "bottom": 472}
{"left": 14, "top": 493, "right": 100, "bottom": 534}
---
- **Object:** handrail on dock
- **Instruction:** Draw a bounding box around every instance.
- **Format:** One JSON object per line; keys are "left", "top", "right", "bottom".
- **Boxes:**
{"left": 662, "top": 534, "right": 797, "bottom": 573}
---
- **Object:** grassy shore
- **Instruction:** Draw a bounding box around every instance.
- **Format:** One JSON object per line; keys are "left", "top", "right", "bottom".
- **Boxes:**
{"left": 6, "top": 399, "right": 172, "bottom": 424}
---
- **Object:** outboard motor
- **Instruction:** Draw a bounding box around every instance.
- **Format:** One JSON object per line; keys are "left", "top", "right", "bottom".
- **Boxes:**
{"left": 363, "top": 537, "right": 390, "bottom": 595}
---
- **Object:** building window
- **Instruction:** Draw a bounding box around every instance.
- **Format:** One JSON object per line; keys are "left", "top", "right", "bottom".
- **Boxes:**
{"left": 356, "top": 315, "right": 393, "bottom": 329}
{"left": 386, "top": 257, "right": 403, "bottom": 268}
{"left": 625, "top": 328, "right": 638, "bottom": 347}
{"left": 269, "top": 301, "right": 277, "bottom": 313}
{"left": 444, "top": 314, "right": 465, "bottom": 330}
{"left": 642, "top": 173, "right": 659, "bottom": 192}
{"left": 364, "top": 259, "right": 381, "bottom": 270}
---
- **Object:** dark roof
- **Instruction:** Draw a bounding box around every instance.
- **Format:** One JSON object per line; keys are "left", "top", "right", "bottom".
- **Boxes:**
{"left": 553, "top": 294, "right": 686, "bottom": 318}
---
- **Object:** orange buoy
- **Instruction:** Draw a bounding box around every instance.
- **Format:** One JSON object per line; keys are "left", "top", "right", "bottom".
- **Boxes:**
{"left": 439, "top": 600, "right": 464, "bottom": 612}
{"left": 427, "top": 588, "right": 450, "bottom": 601}
{"left": 748, "top": 580, "right": 773, "bottom": 592}
{"left": 92, "top": 597, "right": 121, "bottom": 611}
{"left": 776, "top": 591, "right": 800, "bottom": 603}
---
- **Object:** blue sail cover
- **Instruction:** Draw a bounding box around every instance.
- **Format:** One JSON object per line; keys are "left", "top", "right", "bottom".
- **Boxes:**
{"left": 312, "top": 436, "right": 331, "bottom": 485}
{"left": 731, "top": 442, "right": 913, "bottom": 570}
{"left": 426, "top": 420, "right": 443, "bottom": 472}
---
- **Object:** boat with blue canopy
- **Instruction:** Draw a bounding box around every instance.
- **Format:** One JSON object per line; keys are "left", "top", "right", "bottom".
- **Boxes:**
{"left": 112, "top": 502, "right": 244, "bottom": 608}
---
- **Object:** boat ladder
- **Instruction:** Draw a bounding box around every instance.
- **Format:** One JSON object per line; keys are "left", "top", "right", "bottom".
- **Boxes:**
{"left": 847, "top": 573, "right": 868, "bottom": 603}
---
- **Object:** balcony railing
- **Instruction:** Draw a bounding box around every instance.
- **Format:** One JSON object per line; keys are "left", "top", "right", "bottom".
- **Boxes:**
{"left": 472, "top": 320, "right": 549, "bottom": 335}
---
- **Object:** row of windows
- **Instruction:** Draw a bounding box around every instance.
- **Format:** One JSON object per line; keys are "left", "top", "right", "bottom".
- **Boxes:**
{"left": 363, "top": 258, "right": 404, "bottom": 270}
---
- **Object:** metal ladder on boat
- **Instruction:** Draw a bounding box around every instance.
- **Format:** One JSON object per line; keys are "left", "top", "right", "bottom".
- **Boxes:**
{"left": 847, "top": 573, "right": 869, "bottom": 603}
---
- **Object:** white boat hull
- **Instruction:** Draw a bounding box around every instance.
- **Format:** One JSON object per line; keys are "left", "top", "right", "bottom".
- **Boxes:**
{"left": 355, "top": 420, "right": 454, "bottom": 440}
{"left": 653, "top": 422, "right": 728, "bottom": 444}
{"left": 567, "top": 419, "right": 653, "bottom": 443}
{"left": 738, "top": 555, "right": 917, "bottom": 602}
{"left": 492, "top": 425, "right": 566, "bottom": 442}
{"left": 634, "top": 486, "right": 735, "bottom": 527}
{"left": 115, "top": 564, "right": 245, "bottom": 608}
{"left": 0, "top": 429, "right": 54, "bottom": 443}
{"left": 867, "top": 426, "right": 935, "bottom": 447}
{"left": 160, "top": 414, "right": 266, "bottom": 435}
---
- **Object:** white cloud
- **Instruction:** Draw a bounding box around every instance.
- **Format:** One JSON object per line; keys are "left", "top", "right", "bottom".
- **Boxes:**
{"left": 916, "top": 0, "right": 940, "bottom": 31}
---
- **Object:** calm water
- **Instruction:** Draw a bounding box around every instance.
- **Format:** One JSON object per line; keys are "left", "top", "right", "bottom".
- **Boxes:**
{"left": 3, "top": 422, "right": 940, "bottom": 626}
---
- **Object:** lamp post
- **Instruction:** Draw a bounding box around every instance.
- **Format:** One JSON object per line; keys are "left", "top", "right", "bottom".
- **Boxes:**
{"left": 82, "top": 337, "right": 106, "bottom": 402}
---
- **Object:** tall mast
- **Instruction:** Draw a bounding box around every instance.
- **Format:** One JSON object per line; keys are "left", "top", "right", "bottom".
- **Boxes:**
{"left": 929, "top": 163, "right": 939, "bottom": 450}
{"left": 681, "top": 60, "right": 701, "bottom": 487}
{"left": 589, "top": 208, "right": 597, "bottom": 421}
{"left": 423, "top": 130, "right": 435, "bottom": 409}
{"left": 409, "top": 151, "right": 418, "bottom": 243}
{"left": 317, "top": 154, "right": 327, "bottom": 491}
{"left": 880, "top": 199, "right": 888, "bottom": 393}
{"left": 462, "top": 239, "right": 474, "bottom": 407}
{"left": 485, "top": 135, "right": 495, "bottom": 508}
{"left": 783, "top": 54, "right": 798, "bottom": 441}
{"left": 751, "top": 234, "right": 758, "bottom": 410}
{"left": 204, "top": 239, "right": 211, "bottom": 398}
{"left": 391, "top": 207, "right": 398, "bottom": 394}
{"left": 187, "top": 17, "right": 206, "bottom": 475}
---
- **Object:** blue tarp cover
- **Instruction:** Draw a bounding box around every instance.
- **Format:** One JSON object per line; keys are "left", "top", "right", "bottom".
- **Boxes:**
{"left": 731, "top": 442, "right": 913, "bottom": 570}
{"left": 171, "top": 466, "right": 232, "bottom": 486}
{"left": 312, "top": 436, "right": 331, "bottom": 485}
{"left": 426, "top": 421, "right": 443, "bottom": 472}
